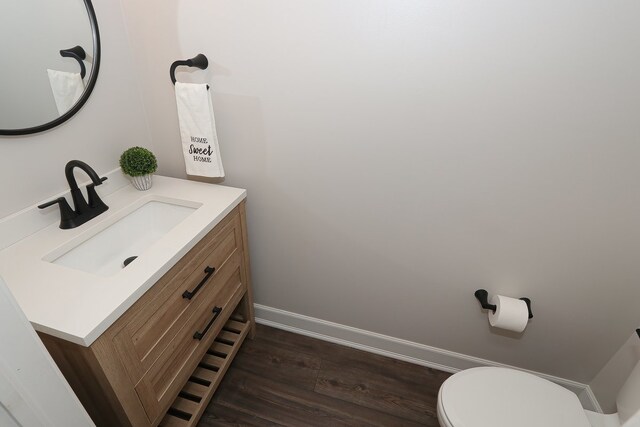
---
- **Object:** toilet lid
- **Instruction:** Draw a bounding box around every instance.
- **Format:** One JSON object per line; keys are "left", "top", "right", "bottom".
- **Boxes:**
{"left": 439, "top": 367, "right": 592, "bottom": 427}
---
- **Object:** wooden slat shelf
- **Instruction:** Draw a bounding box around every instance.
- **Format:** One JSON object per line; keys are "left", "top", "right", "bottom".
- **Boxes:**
{"left": 159, "top": 319, "right": 250, "bottom": 427}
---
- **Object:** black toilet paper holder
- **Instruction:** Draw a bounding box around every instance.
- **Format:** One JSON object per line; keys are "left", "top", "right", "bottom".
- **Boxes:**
{"left": 474, "top": 289, "right": 533, "bottom": 319}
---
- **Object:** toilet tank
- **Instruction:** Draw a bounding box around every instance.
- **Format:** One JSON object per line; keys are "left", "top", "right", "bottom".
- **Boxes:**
{"left": 617, "top": 361, "right": 640, "bottom": 424}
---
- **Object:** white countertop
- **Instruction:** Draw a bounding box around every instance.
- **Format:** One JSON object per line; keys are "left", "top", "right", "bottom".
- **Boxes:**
{"left": 0, "top": 175, "right": 246, "bottom": 346}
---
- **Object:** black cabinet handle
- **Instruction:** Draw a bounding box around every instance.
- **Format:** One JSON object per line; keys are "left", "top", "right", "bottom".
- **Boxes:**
{"left": 182, "top": 266, "right": 215, "bottom": 300}
{"left": 193, "top": 306, "right": 222, "bottom": 340}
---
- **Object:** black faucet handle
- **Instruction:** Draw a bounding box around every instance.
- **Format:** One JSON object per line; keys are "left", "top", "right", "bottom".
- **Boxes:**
{"left": 38, "top": 197, "right": 78, "bottom": 229}
{"left": 86, "top": 176, "right": 107, "bottom": 189}
{"left": 38, "top": 197, "right": 66, "bottom": 210}
{"left": 86, "top": 177, "right": 107, "bottom": 191}
{"left": 87, "top": 179, "right": 109, "bottom": 213}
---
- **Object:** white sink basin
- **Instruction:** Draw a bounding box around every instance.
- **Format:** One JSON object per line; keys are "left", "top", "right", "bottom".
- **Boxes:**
{"left": 50, "top": 200, "right": 197, "bottom": 276}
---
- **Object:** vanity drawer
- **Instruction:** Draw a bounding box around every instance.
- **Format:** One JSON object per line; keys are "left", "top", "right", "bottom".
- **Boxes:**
{"left": 112, "top": 210, "right": 242, "bottom": 383}
{"left": 134, "top": 253, "right": 246, "bottom": 424}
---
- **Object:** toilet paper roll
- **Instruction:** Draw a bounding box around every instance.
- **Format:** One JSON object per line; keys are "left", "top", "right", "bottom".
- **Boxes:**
{"left": 488, "top": 295, "right": 529, "bottom": 333}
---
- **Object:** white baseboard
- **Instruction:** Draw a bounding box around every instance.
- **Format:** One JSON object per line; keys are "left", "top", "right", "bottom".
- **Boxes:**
{"left": 254, "top": 303, "right": 602, "bottom": 413}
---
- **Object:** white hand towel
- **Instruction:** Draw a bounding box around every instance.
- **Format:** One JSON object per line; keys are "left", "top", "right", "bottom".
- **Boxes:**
{"left": 47, "top": 69, "right": 85, "bottom": 116}
{"left": 175, "top": 82, "right": 225, "bottom": 178}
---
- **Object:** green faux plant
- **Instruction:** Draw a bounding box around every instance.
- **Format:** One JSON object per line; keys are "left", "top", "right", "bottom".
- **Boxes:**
{"left": 119, "top": 147, "right": 158, "bottom": 177}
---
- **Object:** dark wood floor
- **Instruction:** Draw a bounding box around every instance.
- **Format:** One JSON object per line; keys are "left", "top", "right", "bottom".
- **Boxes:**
{"left": 197, "top": 324, "right": 451, "bottom": 426}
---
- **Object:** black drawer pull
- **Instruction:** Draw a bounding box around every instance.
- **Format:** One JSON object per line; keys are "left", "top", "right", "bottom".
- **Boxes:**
{"left": 182, "top": 266, "right": 215, "bottom": 300}
{"left": 194, "top": 306, "right": 222, "bottom": 340}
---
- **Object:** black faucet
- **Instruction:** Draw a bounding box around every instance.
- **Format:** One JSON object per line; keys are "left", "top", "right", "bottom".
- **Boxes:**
{"left": 38, "top": 160, "right": 109, "bottom": 229}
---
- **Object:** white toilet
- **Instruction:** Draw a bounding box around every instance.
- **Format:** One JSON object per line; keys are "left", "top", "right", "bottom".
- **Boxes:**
{"left": 437, "top": 363, "right": 640, "bottom": 427}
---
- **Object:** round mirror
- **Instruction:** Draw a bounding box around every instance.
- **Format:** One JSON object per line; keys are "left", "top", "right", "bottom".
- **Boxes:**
{"left": 0, "top": 0, "right": 100, "bottom": 136}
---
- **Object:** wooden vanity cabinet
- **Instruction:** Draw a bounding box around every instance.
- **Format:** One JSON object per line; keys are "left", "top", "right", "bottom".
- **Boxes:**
{"left": 39, "top": 201, "right": 255, "bottom": 427}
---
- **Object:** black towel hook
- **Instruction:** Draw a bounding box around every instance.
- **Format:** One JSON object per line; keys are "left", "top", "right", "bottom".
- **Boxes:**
{"left": 60, "top": 46, "right": 87, "bottom": 79}
{"left": 170, "top": 54, "right": 209, "bottom": 89}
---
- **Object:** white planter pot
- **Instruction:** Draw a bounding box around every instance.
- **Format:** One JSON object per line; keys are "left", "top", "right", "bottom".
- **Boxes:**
{"left": 130, "top": 174, "right": 153, "bottom": 191}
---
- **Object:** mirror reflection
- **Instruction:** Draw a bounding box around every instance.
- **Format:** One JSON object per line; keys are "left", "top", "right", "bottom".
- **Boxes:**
{"left": 0, "top": 0, "right": 96, "bottom": 132}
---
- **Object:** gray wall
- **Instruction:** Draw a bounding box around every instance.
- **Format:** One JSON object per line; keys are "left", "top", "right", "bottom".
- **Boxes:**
{"left": 0, "top": 0, "right": 151, "bottom": 218}
{"left": 120, "top": 0, "right": 640, "bottom": 384}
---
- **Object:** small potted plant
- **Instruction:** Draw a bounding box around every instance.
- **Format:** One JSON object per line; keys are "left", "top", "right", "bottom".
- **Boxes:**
{"left": 120, "top": 146, "right": 158, "bottom": 191}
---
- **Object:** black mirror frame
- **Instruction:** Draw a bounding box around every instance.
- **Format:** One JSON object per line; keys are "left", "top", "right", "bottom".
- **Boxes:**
{"left": 0, "top": 0, "right": 101, "bottom": 136}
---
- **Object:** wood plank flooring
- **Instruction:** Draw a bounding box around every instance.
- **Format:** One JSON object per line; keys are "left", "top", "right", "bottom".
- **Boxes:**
{"left": 197, "top": 325, "right": 451, "bottom": 426}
